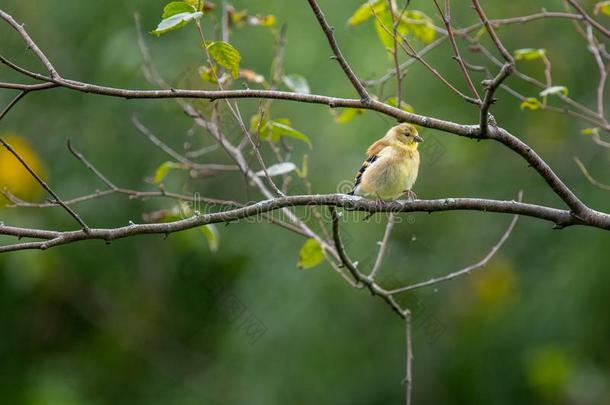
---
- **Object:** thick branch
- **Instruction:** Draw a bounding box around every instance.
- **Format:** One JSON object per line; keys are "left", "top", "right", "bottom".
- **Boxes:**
{"left": 2, "top": 194, "right": 609, "bottom": 254}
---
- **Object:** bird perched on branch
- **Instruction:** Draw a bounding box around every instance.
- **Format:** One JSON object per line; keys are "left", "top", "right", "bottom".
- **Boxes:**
{"left": 348, "top": 123, "right": 423, "bottom": 200}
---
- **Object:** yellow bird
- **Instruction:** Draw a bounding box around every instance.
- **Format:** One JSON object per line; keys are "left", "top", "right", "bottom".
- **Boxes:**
{"left": 348, "top": 123, "right": 423, "bottom": 200}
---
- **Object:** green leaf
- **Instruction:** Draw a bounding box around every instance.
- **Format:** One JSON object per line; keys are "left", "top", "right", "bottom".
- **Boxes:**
{"left": 268, "top": 121, "right": 312, "bottom": 148}
{"left": 297, "top": 238, "right": 325, "bottom": 269}
{"left": 595, "top": 1, "right": 610, "bottom": 16}
{"left": 162, "top": 1, "right": 196, "bottom": 18}
{"left": 296, "top": 154, "right": 309, "bottom": 179}
{"left": 282, "top": 74, "right": 310, "bottom": 94}
{"left": 248, "top": 14, "right": 277, "bottom": 27}
{"left": 374, "top": 10, "right": 395, "bottom": 52}
{"left": 198, "top": 65, "right": 218, "bottom": 83}
{"left": 539, "top": 86, "right": 568, "bottom": 98}
{"left": 207, "top": 41, "right": 241, "bottom": 78}
{"left": 152, "top": 3, "right": 203, "bottom": 36}
{"left": 520, "top": 98, "right": 543, "bottom": 110}
{"left": 250, "top": 114, "right": 270, "bottom": 138}
{"left": 153, "top": 161, "right": 185, "bottom": 183}
{"left": 347, "top": 0, "right": 386, "bottom": 26}
{"left": 398, "top": 10, "right": 436, "bottom": 44}
{"left": 256, "top": 162, "right": 297, "bottom": 177}
{"left": 334, "top": 108, "right": 365, "bottom": 124}
{"left": 185, "top": 0, "right": 205, "bottom": 12}
{"left": 581, "top": 127, "right": 600, "bottom": 136}
{"left": 200, "top": 224, "right": 219, "bottom": 252}
{"left": 374, "top": 9, "right": 436, "bottom": 52}
{"left": 385, "top": 97, "right": 414, "bottom": 113}
{"left": 514, "top": 48, "right": 546, "bottom": 61}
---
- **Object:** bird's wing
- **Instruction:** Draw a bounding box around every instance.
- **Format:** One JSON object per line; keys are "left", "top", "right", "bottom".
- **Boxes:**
{"left": 367, "top": 138, "right": 390, "bottom": 156}
{"left": 349, "top": 154, "right": 379, "bottom": 194}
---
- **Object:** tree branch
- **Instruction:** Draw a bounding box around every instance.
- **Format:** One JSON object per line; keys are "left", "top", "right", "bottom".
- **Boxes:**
{"left": 306, "top": 0, "right": 371, "bottom": 102}
{"left": 2, "top": 193, "right": 609, "bottom": 254}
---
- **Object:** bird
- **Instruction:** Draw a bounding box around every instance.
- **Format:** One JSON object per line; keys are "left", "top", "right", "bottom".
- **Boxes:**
{"left": 348, "top": 123, "right": 423, "bottom": 200}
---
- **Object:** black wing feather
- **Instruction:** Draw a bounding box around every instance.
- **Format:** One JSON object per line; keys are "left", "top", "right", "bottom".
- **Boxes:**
{"left": 348, "top": 155, "right": 378, "bottom": 195}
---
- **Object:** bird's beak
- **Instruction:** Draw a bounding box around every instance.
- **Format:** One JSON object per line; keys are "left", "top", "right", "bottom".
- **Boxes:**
{"left": 414, "top": 135, "right": 423, "bottom": 143}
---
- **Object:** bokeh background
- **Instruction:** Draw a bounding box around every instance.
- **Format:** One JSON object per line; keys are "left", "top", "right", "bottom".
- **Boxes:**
{"left": 1, "top": 1, "right": 610, "bottom": 404}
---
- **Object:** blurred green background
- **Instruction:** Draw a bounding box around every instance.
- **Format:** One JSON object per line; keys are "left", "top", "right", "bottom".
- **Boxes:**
{"left": 1, "top": 0, "right": 610, "bottom": 404}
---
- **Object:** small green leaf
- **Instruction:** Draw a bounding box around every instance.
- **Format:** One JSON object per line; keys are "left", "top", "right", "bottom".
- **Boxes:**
{"left": 520, "top": 98, "right": 543, "bottom": 110}
{"left": 298, "top": 238, "right": 325, "bottom": 269}
{"left": 398, "top": 10, "right": 436, "bottom": 44}
{"left": 162, "top": 1, "right": 196, "bottom": 18}
{"left": 200, "top": 224, "right": 219, "bottom": 252}
{"left": 250, "top": 114, "right": 270, "bottom": 138}
{"left": 581, "top": 127, "right": 600, "bottom": 136}
{"left": 256, "top": 162, "right": 297, "bottom": 177}
{"left": 296, "top": 154, "right": 308, "bottom": 179}
{"left": 334, "top": 108, "right": 366, "bottom": 124}
{"left": 207, "top": 41, "right": 241, "bottom": 78}
{"left": 282, "top": 74, "right": 310, "bottom": 94}
{"left": 514, "top": 48, "right": 546, "bottom": 61}
{"left": 152, "top": 2, "right": 203, "bottom": 36}
{"left": 185, "top": 0, "right": 205, "bottom": 12}
{"left": 153, "top": 161, "right": 185, "bottom": 183}
{"left": 594, "top": 1, "right": 610, "bottom": 16}
{"left": 268, "top": 121, "right": 312, "bottom": 148}
{"left": 539, "top": 86, "right": 568, "bottom": 98}
{"left": 374, "top": 10, "right": 395, "bottom": 52}
{"left": 385, "top": 97, "right": 414, "bottom": 113}
{"left": 248, "top": 14, "right": 277, "bottom": 27}
{"left": 347, "top": 0, "right": 386, "bottom": 26}
{"left": 198, "top": 65, "right": 218, "bottom": 83}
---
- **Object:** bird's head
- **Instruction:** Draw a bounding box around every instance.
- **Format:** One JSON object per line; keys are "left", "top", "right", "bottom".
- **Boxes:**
{"left": 387, "top": 123, "right": 423, "bottom": 148}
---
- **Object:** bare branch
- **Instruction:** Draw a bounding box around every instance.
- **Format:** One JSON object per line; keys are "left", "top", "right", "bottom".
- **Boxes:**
{"left": 0, "top": 137, "right": 90, "bottom": 231}
{"left": 566, "top": 0, "right": 610, "bottom": 39}
{"left": 472, "top": 0, "right": 515, "bottom": 65}
{"left": 433, "top": 0, "right": 481, "bottom": 102}
{"left": 306, "top": 0, "right": 371, "bottom": 102}
{"left": 574, "top": 157, "right": 610, "bottom": 191}
{"left": 404, "top": 311, "right": 413, "bottom": 405}
{"left": 389, "top": 195, "right": 521, "bottom": 295}
{"left": 0, "top": 9, "right": 59, "bottom": 78}
{"left": 329, "top": 207, "right": 406, "bottom": 317}
{"left": 370, "top": 213, "right": 396, "bottom": 280}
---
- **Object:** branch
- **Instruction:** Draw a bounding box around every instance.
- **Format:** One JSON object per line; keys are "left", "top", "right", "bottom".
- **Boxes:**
{"left": 329, "top": 207, "right": 406, "bottom": 317}
{"left": 433, "top": 0, "right": 481, "bottom": 102}
{"left": 0, "top": 9, "right": 59, "bottom": 78}
{"left": 472, "top": 0, "right": 515, "bottom": 65}
{"left": 306, "top": 0, "right": 371, "bottom": 102}
{"left": 574, "top": 157, "right": 610, "bottom": 191}
{"left": 566, "top": 0, "right": 610, "bottom": 39}
{"left": 389, "top": 195, "right": 521, "bottom": 294}
{"left": 370, "top": 213, "right": 396, "bottom": 280}
{"left": 0, "top": 137, "right": 90, "bottom": 231}
{"left": 2, "top": 194, "right": 609, "bottom": 254}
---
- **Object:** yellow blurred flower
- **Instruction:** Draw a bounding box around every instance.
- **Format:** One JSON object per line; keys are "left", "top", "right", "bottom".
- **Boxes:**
{"left": 0, "top": 133, "right": 46, "bottom": 201}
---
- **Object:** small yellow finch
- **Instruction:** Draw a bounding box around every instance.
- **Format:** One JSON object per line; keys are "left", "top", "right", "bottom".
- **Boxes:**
{"left": 348, "top": 123, "right": 423, "bottom": 200}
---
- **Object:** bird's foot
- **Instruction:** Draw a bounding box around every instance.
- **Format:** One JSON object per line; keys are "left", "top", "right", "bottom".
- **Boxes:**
{"left": 403, "top": 190, "right": 417, "bottom": 201}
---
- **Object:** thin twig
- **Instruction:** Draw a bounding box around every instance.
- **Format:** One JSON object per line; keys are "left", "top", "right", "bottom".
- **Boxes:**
{"left": 472, "top": 0, "right": 515, "bottom": 65}
{"left": 566, "top": 0, "right": 610, "bottom": 39}
{"left": 389, "top": 192, "right": 522, "bottom": 295}
{"left": 433, "top": 0, "right": 481, "bottom": 102}
{"left": 574, "top": 157, "right": 610, "bottom": 191}
{"left": 370, "top": 213, "right": 396, "bottom": 280}
{"left": 0, "top": 137, "right": 90, "bottom": 231}
{"left": 404, "top": 311, "right": 413, "bottom": 405}
{"left": 306, "top": 0, "right": 371, "bottom": 102}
